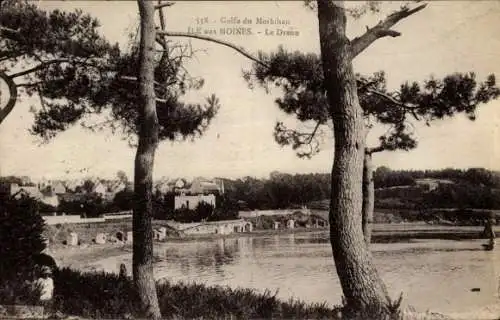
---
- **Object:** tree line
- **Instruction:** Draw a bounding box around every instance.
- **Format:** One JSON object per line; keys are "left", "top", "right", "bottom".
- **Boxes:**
{"left": 374, "top": 167, "right": 500, "bottom": 189}
{"left": 7, "top": 166, "right": 500, "bottom": 215}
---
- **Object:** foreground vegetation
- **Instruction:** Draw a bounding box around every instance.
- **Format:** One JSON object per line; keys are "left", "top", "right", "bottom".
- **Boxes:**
{"left": 51, "top": 267, "right": 343, "bottom": 319}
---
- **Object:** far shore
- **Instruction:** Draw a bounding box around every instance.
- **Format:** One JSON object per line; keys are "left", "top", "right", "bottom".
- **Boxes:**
{"left": 47, "top": 223, "right": 499, "bottom": 270}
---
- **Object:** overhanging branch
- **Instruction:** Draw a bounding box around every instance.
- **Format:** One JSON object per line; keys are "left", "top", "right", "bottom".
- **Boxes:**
{"left": 155, "top": 2, "right": 174, "bottom": 10}
{"left": 157, "top": 31, "right": 270, "bottom": 69}
{"left": 0, "top": 72, "right": 18, "bottom": 126}
{"left": 366, "top": 145, "right": 385, "bottom": 155}
{"left": 9, "top": 59, "right": 108, "bottom": 79}
{"left": 351, "top": 3, "right": 427, "bottom": 58}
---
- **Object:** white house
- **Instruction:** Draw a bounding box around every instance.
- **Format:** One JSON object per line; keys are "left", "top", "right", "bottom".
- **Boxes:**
{"left": 9, "top": 183, "right": 43, "bottom": 200}
{"left": 92, "top": 182, "right": 107, "bottom": 197}
{"left": 51, "top": 181, "right": 67, "bottom": 194}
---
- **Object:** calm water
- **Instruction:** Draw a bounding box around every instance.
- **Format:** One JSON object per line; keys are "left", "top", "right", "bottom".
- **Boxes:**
{"left": 95, "top": 232, "right": 500, "bottom": 314}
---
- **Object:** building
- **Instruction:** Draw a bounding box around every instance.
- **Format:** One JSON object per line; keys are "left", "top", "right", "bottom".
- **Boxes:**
{"left": 189, "top": 177, "right": 222, "bottom": 195}
{"left": 171, "top": 177, "right": 223, "bottom": 210}
{"left": 308, "top": 213, "right": 329, "bottom": 228}
{"left": 107, "top": 180, "right": 126, "bottom": 194}
{"left": 51, "top": 181, "right": 67, "bottom": 194}
{"left": 8, "top": 183, "right": 43, "bottom": 200}
{"left": 64, "top": 180, "right": 84, "bottom": 193}
{"left": 174, "top": 194, "right": 216, "bottom": 210}
{"left": 414, "top": 178, "right": 454, "bottom": 192}
{"left": 154, "top": 178, "right": 172, "bottom": 194}
{"left": 92, "top": 181, "right": 107, "bottom": 198}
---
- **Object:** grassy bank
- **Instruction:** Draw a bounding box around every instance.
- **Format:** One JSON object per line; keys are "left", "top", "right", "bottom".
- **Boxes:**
{"left": 51, "top": 267, "right": 339, "bottom": 319}
{"left": 48, "top": 268, "right": 456, "bottom": 320}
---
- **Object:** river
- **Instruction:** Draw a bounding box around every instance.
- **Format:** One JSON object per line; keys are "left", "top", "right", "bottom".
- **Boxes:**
{"left": 85, "top": 231, "right": 500, "bottom": 315}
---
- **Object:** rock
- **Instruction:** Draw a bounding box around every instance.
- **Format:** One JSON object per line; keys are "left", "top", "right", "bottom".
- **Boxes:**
{"left": 66, "top": 232, "right": 78, "bottom": 246}
{"left": 95, "top": 233, "right": 107, "bottom": 244}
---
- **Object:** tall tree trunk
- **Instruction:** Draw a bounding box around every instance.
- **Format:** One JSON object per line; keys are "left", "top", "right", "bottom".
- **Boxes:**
{"left": 317, "top": 0, "right": 391, "bottom": 314}
{"left": 362, "top": 153, "right": 374, "bottom": 245}
{"left": 134, "top": 0, "right": 162, "bottom": 318}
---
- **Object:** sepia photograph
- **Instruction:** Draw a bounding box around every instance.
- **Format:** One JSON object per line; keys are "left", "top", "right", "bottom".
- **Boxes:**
{"left": 0, "top": 1, "right": 499, "bottom": 319}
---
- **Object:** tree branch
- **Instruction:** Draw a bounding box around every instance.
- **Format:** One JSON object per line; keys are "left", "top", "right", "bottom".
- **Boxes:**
{"left": 307, "top": 121, "right": 321, "bottom": 144}
{"left": 157, "top": 31, "right": 270, "bottom": 69}
{"left": 0, "top": 72, "right": 18, "bottom": 126}
{"left": 0, "top": 25, "right": 19, "bottom": 37}
{"left": 8, "top": 58, "right": 107, "bottom": 79}
{"left": 16, "top": 81, "right": 42, "bottom": 88}
{"left": 351, "top": 3, "right": 427, "bottom": 58}
{"left": 154, "top": 2, "right": 174, "bottom": 10}
{"left": 366, "top": 145, "right": 385, "bottom": 155}
{"left": 365, "top": 86, "right": 421, "bottom": 120}
{"left": 120, "top": 75, "right": 162, "bottom": 88}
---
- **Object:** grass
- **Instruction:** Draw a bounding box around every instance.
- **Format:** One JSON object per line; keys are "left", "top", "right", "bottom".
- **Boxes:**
{"left": 49, "top": 267, "right": 455, "bottom": 320}
{"left": 52, "top": 267, "right": 341, "bottom": 319}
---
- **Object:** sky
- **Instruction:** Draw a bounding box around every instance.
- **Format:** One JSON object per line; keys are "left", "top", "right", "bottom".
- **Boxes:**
{"left": 0, "top": 1, "right": 499, "bottom": 181}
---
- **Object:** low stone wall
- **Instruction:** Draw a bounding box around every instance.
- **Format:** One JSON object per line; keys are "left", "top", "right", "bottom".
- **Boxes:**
{"left": 44, "top": 220, "right": 133, "bottom": 246}
{"left": 43, "top": 215, "right": 105, "bottom": 225}
{"left": 238, "top": 209, "right": 311, "bottom": 219}
{"left": 43, "top": 213, "right": 132, "bottom": 225}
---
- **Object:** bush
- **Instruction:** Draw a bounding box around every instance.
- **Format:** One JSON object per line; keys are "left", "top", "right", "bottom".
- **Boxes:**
{"left": 58, "top": 193, "right": 106, "bottom": 217}
{"left": 53, "top": 268, "right": 140, "bottom": 318}
{"left": 0, "top": 194, "right": 46, "bottom": 304}
{"left": 0, "top": 280, "right": 42, "bottom": 306}
{"left": 166, "top": 201, "right": 215, "bottom": 223}
{"left": 52, "top": 268, "right": 339, "bottom": 319}
{"left": 113, "top": 189, "right": 135, "bottom": 211}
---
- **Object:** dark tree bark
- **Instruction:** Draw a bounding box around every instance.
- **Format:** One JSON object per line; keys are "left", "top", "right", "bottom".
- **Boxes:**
{"left": 0, "top": 72, "right": 17, "bottom": 126}
{"left": 317, "top": 0, "right": 391, "bottom": 314}
{"left": 362, "top": 152, "right": 375, "bottom": 246}
{"left": 133, "top": 0, "right": 162, "bottom": 318}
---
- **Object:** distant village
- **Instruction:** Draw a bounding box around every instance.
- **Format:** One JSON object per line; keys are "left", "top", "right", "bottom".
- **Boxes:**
{"left": 0, "top": 175, "right": 226, "bottom": 211}
{"left": 0, "top": 175, "right": 331, "bottom": 242}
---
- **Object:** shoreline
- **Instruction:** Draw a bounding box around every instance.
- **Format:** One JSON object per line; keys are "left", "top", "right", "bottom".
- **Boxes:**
{"left": 47, "top": 224, "right": 496, "bottom": 268}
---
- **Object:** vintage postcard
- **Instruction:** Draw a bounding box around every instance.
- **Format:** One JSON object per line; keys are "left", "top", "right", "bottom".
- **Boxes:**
{"left": 0, "top": 1, "right": 499, "bottom": 319}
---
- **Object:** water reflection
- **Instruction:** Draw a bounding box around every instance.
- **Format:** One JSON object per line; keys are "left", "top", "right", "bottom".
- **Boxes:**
{"left": 150, "top": 233, "right": 500, "bottom": 314}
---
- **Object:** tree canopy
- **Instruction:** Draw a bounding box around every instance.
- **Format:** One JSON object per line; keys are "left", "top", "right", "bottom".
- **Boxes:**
{"left": 0, "top": 0, "right": 220, "bottom": 144}
{"left": 244, "top": 46, "right": 500, "bottom": 158}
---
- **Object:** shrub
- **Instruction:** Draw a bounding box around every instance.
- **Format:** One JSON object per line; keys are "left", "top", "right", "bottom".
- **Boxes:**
{"left": 0, "top": 194, "right": 46, "bottom": 304}
{"left": 0, "top": 279, "right": 42, "bottom": 306}
{"left": 113, "top": 189, "right": 135, "bottom": 211}
{"left": 58, "top": 193, "right": 106, "bottom": 218}
{"left": 53, "top": 268, "right": 140, "bottom": 318}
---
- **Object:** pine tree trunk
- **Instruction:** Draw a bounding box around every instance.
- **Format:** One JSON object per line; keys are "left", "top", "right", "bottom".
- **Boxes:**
{"left": 362, "top": 153, "right": 374, "bottom": 246}
{"left": 317, "top": 0, "right": 391, "bottom": 314}
{"left": 134, "top": 0, "right": 162, "bottom": 318}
